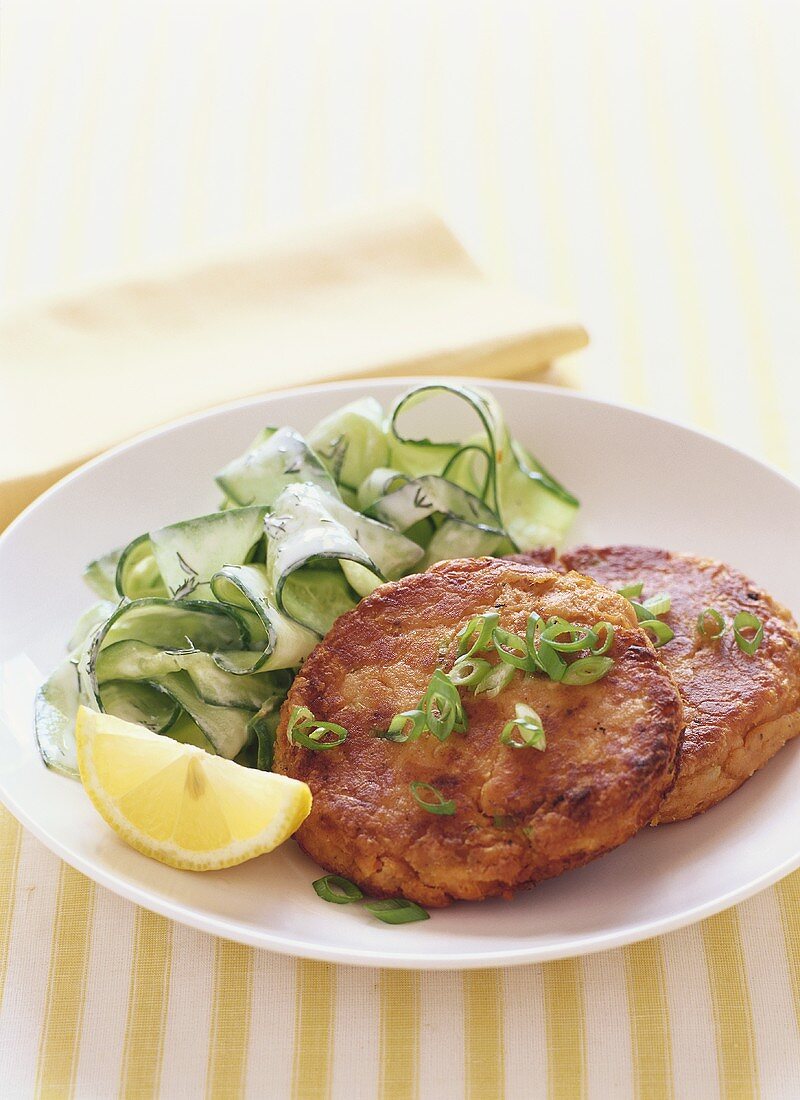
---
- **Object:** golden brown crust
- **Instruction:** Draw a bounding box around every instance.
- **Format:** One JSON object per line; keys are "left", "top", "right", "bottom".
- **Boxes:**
{"left": 538, "top": 545, "right": 800, "bottom": 822}
{"left": 274, "top": 557, "right": 683, "bottom": 905}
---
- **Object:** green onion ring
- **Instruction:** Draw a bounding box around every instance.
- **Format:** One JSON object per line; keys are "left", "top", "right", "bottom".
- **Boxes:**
{"left": 590, "top": 622, "right": 615, "bottom": 655}
{"left": 379, "top": 709, "right": 427, "bottom": 743}
{"left": 534, "top": 638, "right": 567, "bottom": 682}
{"left": 364, "top": 898, "right": 430, "bottom": 924}
{"left": 409, "top": 780, "right": 456, "bottom": 815}
{"left": 456, "top": 611, "right": 499, "bottom": 658}
{"left": 643, "top": 592, "right": 672, "bottom": 617}
{"left": 493, "top": 627, "right": 536, "bottom": 672}
{"left": 697, "top": 607, "right": 726, "bottom": 640}
{"left": 733, "top": 611, "right": 764, "bottom": 655}
{"left": 499, "top": 703, "right": 546, "bottom": 750}
{"left": 628, "top": 600, "right": 652, "bottom": 623}
{"left": 639, "top": 619, "right": 675, "bottom": 648}
{"left": 526, "top": 612, "right": 544, "bottom": 666}
{"left": 473, "top": 662, "right": 515, "bottom": 698}
{"left": 287, "top": 706, "right": 348, "bottom": 750}
{"left": 312, "top": 875, "right": 363, "bottom": 904}
{"left": 421, "top": 670, "right": 466, "bottom": 740}
{"left": 617, "top": 581, "right": 644, "bottom": 599}
{"left": 539, "top": 621, "right": 599, "bottom": 653}
{"left": 448, "top": 656, "right": 492, "bottom": 689}
{"left": 560, "top": 655, "right": 615, "bottom": 685}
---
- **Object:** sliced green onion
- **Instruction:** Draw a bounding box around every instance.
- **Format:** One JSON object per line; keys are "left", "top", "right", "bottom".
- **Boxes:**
{"left": 456, "top": 611, "right": 499, "bottom": 658}
{"left": 493, "top": 814, "right": 515, "bottom": 829}
{"left": 499, "top": 703, "right": 546, "bottom": 750}
{"left": 409, "top": 780, "right": 456, "bottom": 815}
{"left": 617, "top": 581, "right": 644, "bottom": 599}
{"left": 628, "top": 600, "right": 652, "bottom": 623}
{"left": 590, "top": 622, "right": 615, "bottom": 655}
{"left": 561, "top": 655, "right": 615, "bottom": 685}
{"left": 525, "top": 611, "right": 544, "bottom": 660}
{"left": 539, "top": 620, "right": 598, "bottom": 653}
{"left": 287, "top": 706, "right": 348, "bottom": 750}
{"left": 493, "top": 627, "right": 536, "bottom": 672}
{"left": 379, "top": 709, "right": 426, "bottom": 743}
{"left": 733, "top": 611, "right": 764, "bottom": 655}
{"left": 420, "top": 669, "right": 466, "bottom": 741}
{"left": 527, "top": 614, "right": 566, "bottom": 681}
{"left": 364, "top": 898, "right": 430, "bottom": 924}
{"left": 312, "top": 875, "right": 363, "bottom": 904}
{"left": 448, "top": 656, "right": 492, "bottom": 689}
{"left": 473, "top": 661, "right": 515, "bottom": 698}
{"left": 697, "top": 607, "right": 726, "bottom": 640}
{"left": 639, "top": 619, "right": 675, "bottom": 648}
{"left": 534, "top": 638, "right": 566, "bottom": 682}
{"left": 643, "top": 592, "right": 671, "bottom": 617}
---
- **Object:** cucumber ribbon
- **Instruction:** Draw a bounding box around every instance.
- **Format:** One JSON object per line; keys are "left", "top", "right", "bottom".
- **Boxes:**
{"left": 37, "top": 384, "right": 578, "bottom": 777}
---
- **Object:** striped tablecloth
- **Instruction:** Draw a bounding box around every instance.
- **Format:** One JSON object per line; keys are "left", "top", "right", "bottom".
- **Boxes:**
{"left": 3, "top": 1, "right": 800, "bottom": 1095}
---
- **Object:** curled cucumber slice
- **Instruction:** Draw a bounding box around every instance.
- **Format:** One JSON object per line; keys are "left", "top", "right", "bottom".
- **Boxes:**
{"left": 38, "top": 382, "right": 578, "bottom": 778}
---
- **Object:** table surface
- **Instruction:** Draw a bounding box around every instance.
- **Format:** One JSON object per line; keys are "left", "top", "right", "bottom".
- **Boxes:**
{"left": 2, "top": 1, "right": 800, "bottom": 1097}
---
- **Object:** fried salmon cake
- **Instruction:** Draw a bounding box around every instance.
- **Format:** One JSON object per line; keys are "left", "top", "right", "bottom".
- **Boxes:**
{"left": 273, "top": 557, "right": 683, "bottom": 907}
{"left": 514, "top": 546, "right": 800, "bottom": 823}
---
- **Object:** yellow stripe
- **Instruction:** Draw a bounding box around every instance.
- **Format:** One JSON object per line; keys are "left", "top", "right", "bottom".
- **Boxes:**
{"left": 118, "top": 908, "right": 172, "bottom": 1100}
{"left": 1, "top": 9, "right": 71, "bottom": 301}
{"left": 474, "top": 9, "right": 513, "bottom": 278}
{"left": 35, "top": 865, "right": 96, "bottom": 1099}
{"left": 55, "top": 7, "right": 124, "bottom": 284}
{"left": 701, "top": 909, "right": 759, "bottom": 1099}
{"left": 0, "top": 808, "right": 22, "bottom": 1010}
{"left": 420, "top": 4, "right": 444, "bottom": 206}
{"left": 464, "top": 969, "right": 505, "bottom": 1100}
{"left": 775, "top": 874, "right": 800, "bottom": 1031}
{"left": 636, "top": 7, "right": 716, "bottom": 433}
{"left": 526, "top": 6, "right": 577, "bottom": 309}
{"left": 363, "top": 4, "right": 389, "bottom": 203}
{"left": 748, "top": 1, "right": 800, "bottom": 290}
{"left": 693, "top": 4, "right": 789, "bottom": 471}
{"left": 584, "top": 10, "right": 647, "bottom": 408}
{"left": 206, "top": 940, "right": 254, "bottom": 1100}
{"left": 543, "top": 957, "right": 586, "bottom": 1100}
{"left": 301, "top": 7, "right": 332, "bottom": 221}
{"left": 379, "top": 970, "right": 419, "bottom": 1100}
{"left": 292, "top": 960, "right": 335, "bottom": 1100}
{"left": 243, "top": 4, "right": 282, "bottom": 233}
{"left": 118, "top": 4, "right": 171, "bottom": 267}
{"left": 180, "top": 7, "right": 226, "bottom": 250}
{"left": 625, "top": 940, "right": 674, "bottom": 1100}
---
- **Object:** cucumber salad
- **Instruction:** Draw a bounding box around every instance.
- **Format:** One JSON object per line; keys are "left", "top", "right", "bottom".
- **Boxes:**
{"left": 36, "top": 383, "right": 579, "bottom": 780}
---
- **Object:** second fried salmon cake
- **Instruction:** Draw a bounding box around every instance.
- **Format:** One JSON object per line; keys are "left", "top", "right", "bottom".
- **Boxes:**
{"left": 273, "top": 557, "right": 683, "bottom": 907}
{"left": 559, "top": 546, "right": 800, "bottom": 823}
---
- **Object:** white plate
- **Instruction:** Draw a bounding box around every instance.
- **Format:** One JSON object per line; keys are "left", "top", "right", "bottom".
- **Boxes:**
{"left": 2, "top": 378, "right": 800, "bottom": 969}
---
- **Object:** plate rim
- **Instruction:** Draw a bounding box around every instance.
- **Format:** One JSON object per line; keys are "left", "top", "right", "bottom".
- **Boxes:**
{"left": 3, "top": 375, "right": 800, "bottom": 969}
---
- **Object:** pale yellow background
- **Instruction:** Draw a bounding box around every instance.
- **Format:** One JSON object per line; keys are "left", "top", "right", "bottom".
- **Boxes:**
{"left": 2, "top": 1, "right": 800, "bottom": 1098}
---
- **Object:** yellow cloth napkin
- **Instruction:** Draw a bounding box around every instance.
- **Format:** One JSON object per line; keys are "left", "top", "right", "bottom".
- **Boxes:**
{"left": 0, "top": 206, "right": 587, "bottom": 530}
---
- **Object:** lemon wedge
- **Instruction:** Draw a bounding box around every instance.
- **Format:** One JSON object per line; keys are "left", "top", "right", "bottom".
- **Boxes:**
{"left": 76, "top": 706, "right": 311, "bottom": 870}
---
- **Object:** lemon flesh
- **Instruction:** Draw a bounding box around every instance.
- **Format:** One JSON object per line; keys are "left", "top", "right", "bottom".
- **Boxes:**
{"left": 76, "top": 706, "right": 311, "bottom": 870}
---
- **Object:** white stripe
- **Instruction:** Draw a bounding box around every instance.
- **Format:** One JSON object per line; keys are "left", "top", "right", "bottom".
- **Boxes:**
{"left": 738, "top": 888, "right": 800, "bottom": 1098}
{"left": 419, "top": 971, "right": 465, "bottom": 1100}
{"left": 661, "top": 923, "right": 720, "bottom": 1100}
{"left": 503, "top": 965, "right": 547, "bottom": 1100}
{"left": 583, "top": 950, "right": 634, "bottom": 1100}
{"left": 72, "top": 892, "right": 136, "bottom": 1098}
{"left": 331, "top": 966, "right": 380, "bottom": 1100}
{"left": 158, "top": 925, "right": 215, "bottom": 1100}
{"left": 244, "top": 949, "right": 296, "bottom": 1099}
{"left": 0, "top": 833, "right": 62, "bottom": 1096}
